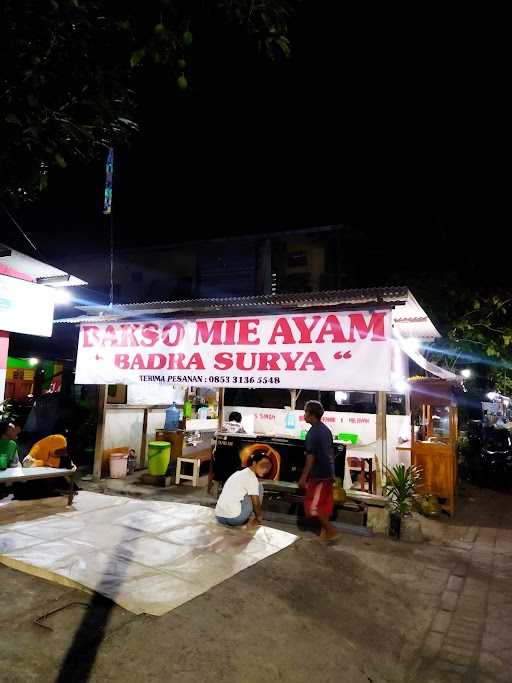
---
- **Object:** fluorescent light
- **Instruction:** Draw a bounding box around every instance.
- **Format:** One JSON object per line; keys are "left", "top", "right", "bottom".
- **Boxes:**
{"left": 334, "top": 391, "right": 348, "bottom": 404}
{"left": 53, "top": 288, "right": 72, "bottom": 305}
{"left": 403, "top": 337, "right": 420, "bottom": 352}
{"left": 393, "top": 379, "right": 409, "bottom": 393}
{"left": 461, "top": 368, "right": 472, "bottom": 379}
{"left": 28, "top": 358, "right": 39, "bottom": 366}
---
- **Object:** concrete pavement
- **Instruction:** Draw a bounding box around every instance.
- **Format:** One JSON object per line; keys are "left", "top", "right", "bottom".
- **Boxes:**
{"left": 0, "top": 483, "right": 510, "bottom": 682}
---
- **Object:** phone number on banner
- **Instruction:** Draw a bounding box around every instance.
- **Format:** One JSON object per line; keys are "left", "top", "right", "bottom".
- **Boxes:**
{"left": 205, "top": 375, "right": 281, "bottom": 385}
{"left": 139, "top": 375, "right": 281, "bottom": 385}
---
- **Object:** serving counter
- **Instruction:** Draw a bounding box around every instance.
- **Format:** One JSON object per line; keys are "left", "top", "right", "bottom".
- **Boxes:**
{"left": 213, "top": 432, "right": 346, "bottom": 484}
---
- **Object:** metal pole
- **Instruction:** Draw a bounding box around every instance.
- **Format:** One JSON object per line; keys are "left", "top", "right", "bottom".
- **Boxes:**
{"left": 376, "top": 391, "right": 387, "bottom": 488}
{"left": 139, "top": 407, "right": 149, "bottom": 469}
{"left": 217, "top": 388, "right": 225, "bottom": 431}
{"left": 93, "top": 385, "right": 107, "bottom": 481}
{"left": 109, "top": 212, "right": 114, "bottom": 307}
{"left": 290, "top": 389, "right": 297, "bottom": 410}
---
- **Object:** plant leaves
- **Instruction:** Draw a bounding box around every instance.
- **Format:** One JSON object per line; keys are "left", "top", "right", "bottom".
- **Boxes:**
{"left": 130, "top": 48, "right": 145, "bottom": 67}
{"left": 5, "top": 113, "right": 21, "bottom": 125}
{"left": 54, "top": 153, "right": 67, "bottom": 168}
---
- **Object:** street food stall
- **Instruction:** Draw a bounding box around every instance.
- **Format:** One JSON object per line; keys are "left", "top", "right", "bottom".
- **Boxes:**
{"left": 58, "top": 287, "right": 457, "bottom": 519}
{"left": 410, "top": 377, "right": 458, "bottom": 515}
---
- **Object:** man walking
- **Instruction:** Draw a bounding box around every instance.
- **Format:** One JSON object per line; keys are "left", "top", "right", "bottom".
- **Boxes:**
{"left": 298, "top": 400, "right": 337, "bottom": 541}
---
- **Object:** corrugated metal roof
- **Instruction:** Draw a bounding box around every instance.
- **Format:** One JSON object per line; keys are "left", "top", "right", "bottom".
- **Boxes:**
{"left": 77, "top": 287, "right": 410, "bottom": 315}
{"left": 55, "top": 287, "right": 441, "bottom": 339}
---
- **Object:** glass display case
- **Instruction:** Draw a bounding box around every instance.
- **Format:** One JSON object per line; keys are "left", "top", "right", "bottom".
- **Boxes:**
{"left": 410, "top": 378, "right": 458, "bottom": 515}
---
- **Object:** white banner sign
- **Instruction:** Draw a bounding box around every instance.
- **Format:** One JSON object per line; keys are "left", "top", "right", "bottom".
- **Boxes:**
{"left": 75, "top": 310, "right": 393, "bottom": 390}
{"left": 0, "top": 274, "right": 54, "bottom": 337}
{"left": 224, "top": 405, "right": 377, "bottom": 440}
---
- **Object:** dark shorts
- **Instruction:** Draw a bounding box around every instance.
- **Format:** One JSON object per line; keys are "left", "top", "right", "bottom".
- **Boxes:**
{"left": 304, "top": 479, "right": 334, "bottom": 518}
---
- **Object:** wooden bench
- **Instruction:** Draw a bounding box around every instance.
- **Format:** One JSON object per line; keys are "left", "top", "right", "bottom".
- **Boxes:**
{"left": 261, "top": 479, "right": 300, "bottom": 493}
{"left": 0, "top": 465, "right": 77, "bottom": 505}
{"left": 175, "top": 452, "right": 212, "bottom": 487}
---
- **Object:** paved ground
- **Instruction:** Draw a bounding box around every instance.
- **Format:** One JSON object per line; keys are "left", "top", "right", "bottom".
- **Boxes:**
{"left": 0, "top": 482, "right": 511, "bottom": 683}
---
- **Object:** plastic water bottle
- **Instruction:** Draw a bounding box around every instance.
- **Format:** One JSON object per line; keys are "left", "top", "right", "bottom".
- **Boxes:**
{"left": 285, "top": 412, "right": 297, "bottom": 434}
{"left": 164, "top": 402, "right": 180, "bottom": 430}
{"left": 183, "top": 400, "right": 193, "bottom": 419}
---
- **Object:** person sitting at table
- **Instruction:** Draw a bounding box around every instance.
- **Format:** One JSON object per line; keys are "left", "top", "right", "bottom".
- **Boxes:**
{"left": 207, "top": 412, "right": 246, "bottom": 494}
{"left": 0, "top": 419, "right": 21, "bottom": 467}
{"left": 215, "top": 452, "right": 271, "bottom": 527}
{"left": 22, "top": 434, "right": 73, "bottom": 469}
{"left": 12, "top": 434, "right": 76, "bottom": 501}
{"left": 222, "top": 411, "right": 246, "bottom": 434}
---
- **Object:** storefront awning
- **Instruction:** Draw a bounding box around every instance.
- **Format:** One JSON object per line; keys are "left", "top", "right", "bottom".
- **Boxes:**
{"left": 56, "top": 287, "right": 440, "bottom": 341}
{"left": 0, "top": 242, "right": 87, "bottom": 287}
{"left": 54, "top": 288, "right": 441, "bottom": 391}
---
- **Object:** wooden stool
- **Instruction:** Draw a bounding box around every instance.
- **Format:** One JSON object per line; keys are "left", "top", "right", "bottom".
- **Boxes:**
{"left": 347, "top": 456, "right": 376, "bottom": 494}
{"left": 176, "top": 452, "right": 211, "bottom": 487}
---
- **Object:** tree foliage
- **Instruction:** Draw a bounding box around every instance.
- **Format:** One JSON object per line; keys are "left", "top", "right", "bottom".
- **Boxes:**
{"left": 0, "top": 0, "right": 295, "bottom": 203}
{"left": 448, "top": 292, "right": 512, "bottom": 361}
{"left": 446, "top": 291, "right": 512, "bottom": 393}
{"left": 1, "top": 1, "right": 136, "bottom": 203}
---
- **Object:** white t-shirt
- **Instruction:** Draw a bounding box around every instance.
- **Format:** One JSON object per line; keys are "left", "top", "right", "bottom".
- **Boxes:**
{"left": 222, "top": 421, "right": 246, "bottom": 434}
{"left": 215, "top": 468, "right": 260, "bottom": 519}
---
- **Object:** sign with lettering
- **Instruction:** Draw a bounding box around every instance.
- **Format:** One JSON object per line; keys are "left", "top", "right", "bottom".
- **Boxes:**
{"left": 0, "top": 274, "right": 54, "bottom": 337}
{"left": 75, "top": 310, "right": 393, "bottom": 390}
{"left": 224, "top": 405, "right": 376, "bottom": 440}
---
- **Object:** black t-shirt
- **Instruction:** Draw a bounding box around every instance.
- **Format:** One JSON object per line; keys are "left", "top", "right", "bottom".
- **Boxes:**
{"left": 305, "top": 422, "right": 335, "bottom": 480}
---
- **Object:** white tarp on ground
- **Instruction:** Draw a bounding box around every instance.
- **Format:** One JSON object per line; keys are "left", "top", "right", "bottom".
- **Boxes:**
{"left": 0, "top": 492, "right": 297, "bottom": 616}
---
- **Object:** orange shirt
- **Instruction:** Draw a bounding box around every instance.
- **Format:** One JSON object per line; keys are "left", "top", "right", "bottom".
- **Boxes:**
{"left": 28, "top": 435, "right": 67, "bottom": 468}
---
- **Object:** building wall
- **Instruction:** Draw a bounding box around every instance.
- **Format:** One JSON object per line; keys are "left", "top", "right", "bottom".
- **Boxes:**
{"left": 281, "top": 237, "right": 326, "bottom": 292}
{"left": 59, "top": 226, "right": 346, "bottom": 304}
{"left": 196, "top": 237, "right": 271, "bottom": 298}
{"left": 270, "top": 230, "right": 336, "bottom": 293}
{"left": 60, "top": 246, "right": 197, "bottom": 304}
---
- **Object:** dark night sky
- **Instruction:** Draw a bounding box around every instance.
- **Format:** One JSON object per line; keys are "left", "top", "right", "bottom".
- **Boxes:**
{"left": 3, "top": 4, "right": 507, "bottom": 285}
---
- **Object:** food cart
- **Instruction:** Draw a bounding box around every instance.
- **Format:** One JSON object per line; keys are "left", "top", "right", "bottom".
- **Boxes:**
{"left": 58, "top": 287, "right": 454, "bottom": 516}
{"left": 410, "top": 377, "right": 458, "bottom": 515}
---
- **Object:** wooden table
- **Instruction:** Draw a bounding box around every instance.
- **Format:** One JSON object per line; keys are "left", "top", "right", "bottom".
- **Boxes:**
{"left": 0, "top": 466, "right": 77, "bottom": 506}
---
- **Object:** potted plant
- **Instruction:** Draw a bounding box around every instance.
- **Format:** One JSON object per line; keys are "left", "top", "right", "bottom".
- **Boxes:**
{"left": 383, "top": 464, "right": 422, "bottom": 539}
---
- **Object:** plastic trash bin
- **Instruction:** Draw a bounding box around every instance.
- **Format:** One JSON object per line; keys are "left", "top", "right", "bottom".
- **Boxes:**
{"left": 147, "top": 441, "right": 171, "bottom": 476}
{"left": 109, "top": 453, "right": 128, "bottom": 478}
